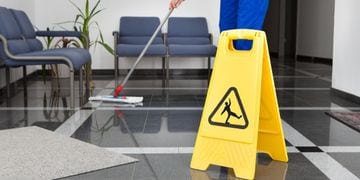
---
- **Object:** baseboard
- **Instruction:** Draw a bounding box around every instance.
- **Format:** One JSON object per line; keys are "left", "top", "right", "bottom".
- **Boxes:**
{"left": 331, "top": 88, "right": 360, "bottom": 105}
{"left": 270, "top": 52, "right": 279, "bottom": 58}
{"left": 296, "top": 55, "right": 332, "bottom": 65}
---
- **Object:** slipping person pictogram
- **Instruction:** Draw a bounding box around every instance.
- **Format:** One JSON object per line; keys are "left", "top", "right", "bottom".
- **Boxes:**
{"left": 208, "top": 87, "right": 249, "bottom": 129}
{"left": 221, "top": 99, "right": 243, "bottom": 124}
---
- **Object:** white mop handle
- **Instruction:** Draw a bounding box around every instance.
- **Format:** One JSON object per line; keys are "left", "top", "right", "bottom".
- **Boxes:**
{"left": 120, "top": 9, "right": 174, "bottom": 87}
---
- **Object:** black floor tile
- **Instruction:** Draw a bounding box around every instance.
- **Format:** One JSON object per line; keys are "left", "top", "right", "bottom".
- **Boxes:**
{"left": 275, "top": 77, "right": 331, "bottom": 88}
{"left": 286, "top": 90, "right": 360, "bottom": 107}
{"left": 73, "top": 110, "right": 202, "bottom": 147}
{"left": 296, "top": 146, "right": 323, "bottom": 152}
{"left": 281, "top": 110, "right": 360, "bottom": 146}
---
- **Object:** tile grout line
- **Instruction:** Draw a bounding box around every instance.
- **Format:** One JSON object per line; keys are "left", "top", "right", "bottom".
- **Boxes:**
{"left": 105, "top": 146, "right": 360, "bottom": 154}
{"left": 319, "top": 146, "right": 360, "bottom": 153}
{"left": 3, "top": 106, "right": 360, "bottom": 111}
{"left": 105, "top": 146, "right": 301, "bottom": 154}
{"left": 97, "top": 87, "right": 331, "bottom": 90}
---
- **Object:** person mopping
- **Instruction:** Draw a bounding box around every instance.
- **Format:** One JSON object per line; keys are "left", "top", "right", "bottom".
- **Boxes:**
{"left": 169, "top": 0, "right": 269, "bottom": 50}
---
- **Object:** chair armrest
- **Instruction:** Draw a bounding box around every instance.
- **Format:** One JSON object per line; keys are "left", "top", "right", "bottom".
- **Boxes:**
{"left": 163, "top": 33, "right": 168, "bottom": 45}
{"left": 113, "top": 31, "right": 119, "bottom": 55}
{"left": 36, "top": 31, "right": 82, "bottom": 38}
{"left": 112, "top": 31, "right": 119, "bottom": 36}
{"left": 36, "top": 31, "right": 89, "bottom": 49}
{"left": 0, "top": 34, "right": 74, "bottom": 70}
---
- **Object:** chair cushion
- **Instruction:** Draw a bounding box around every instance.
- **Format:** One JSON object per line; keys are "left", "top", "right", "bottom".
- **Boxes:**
{"left": 168, "top": 44, "right": 217, "bottom": 57}
{"left": 119, "top": 17, "right": 162, "bottom": 37}
{"left": 117, "top": 44, "right": 166, "bottom": 57}
{"left": 10, "top": 9, "right": 43, "bottom": 51}
{"left": 0, "top": 7, "right": 31, "bottom": 61}
{"left": 26, "top": 39, "right": 43, "bottom": 51}
{"left": 119, "top": 36, "right": 163, "bottom": 45}
{"left": 0, "top": 7, "right": 38, "bottom": 61}
{"left": 7, "top": 40, "right": 31, "bottom": 55}
{"left": 5, "top": 48, "right": 91, "bottom": 70}
{"left": 167, "top": 37, "right": 210, "bottom": 45}
{"left": 0, "top": 7, "right": 22, "bottom": 39}
{"left": 10, "top": 9, "right": 36, "bottom": 38}
{"left": 168, "top": 17, "right": 209, "bottom": 37}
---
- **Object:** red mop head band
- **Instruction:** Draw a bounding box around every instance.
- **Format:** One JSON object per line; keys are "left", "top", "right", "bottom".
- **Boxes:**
{"left": 113, "top": 85, "right": 123, "bottom": 97}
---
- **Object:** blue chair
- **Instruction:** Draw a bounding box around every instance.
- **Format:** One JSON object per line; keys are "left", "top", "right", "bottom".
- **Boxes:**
{"left": 167, "top": 17, "right": 217, "bottom": 77}
{"left": 113, "top": 17, "right": 167, "bottom": 80}
{"left": 0, "top": 7, "right": 91, "bottom": 109}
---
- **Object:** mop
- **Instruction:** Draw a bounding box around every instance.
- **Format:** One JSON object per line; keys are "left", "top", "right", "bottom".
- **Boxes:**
{"left": 89, "top": 9, "right": 174, "bottom": 104}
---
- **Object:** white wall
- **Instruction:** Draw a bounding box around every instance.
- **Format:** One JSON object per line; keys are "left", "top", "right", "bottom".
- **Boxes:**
{"left": 0, "top": 0, "right": 36, "bottom": 88}
{"left": 296, "top": 0, "right": 334, "bottom": 59}
{"left": 332, "top": 0, "right": 360, "bottom": 97}
{"left": 34, "top": 0, "right": 220, "bottom": 70}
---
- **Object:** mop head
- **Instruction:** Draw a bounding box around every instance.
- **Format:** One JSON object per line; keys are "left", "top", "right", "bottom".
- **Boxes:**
{"left": 89, "top": 95, "right": 143, "bottom": 104}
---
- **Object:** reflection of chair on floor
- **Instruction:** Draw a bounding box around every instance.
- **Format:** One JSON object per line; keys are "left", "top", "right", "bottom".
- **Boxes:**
{"left": 115, "top": 109, "right": 162, "bottom": 133}
{"left": 167, "top": 111, "right": 201, "bottom": 132}
{"left": 0, "top": 7, "right": 91, "bottom": 108}
{"left": 113, "top": 16, "right": 167, "bottom": 80}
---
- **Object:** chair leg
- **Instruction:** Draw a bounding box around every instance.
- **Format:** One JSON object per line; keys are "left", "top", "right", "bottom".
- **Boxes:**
{"left": 70, "top": 70, "right": 75, "bottom": 109}
{"left": 162, "top": 57, "right": 166, "bottom": 77}
{"left": 114, "top": 55, "right": 119, "bottom": 83}
{"left": 79, "top": 68, "right": 83, "bottom": 106}
{"left": 6, "top": 67, "right": 10, "bottom": 98}
{"left": 22, "top": 66, "right": 27, "bottom": 98}
{"left": 166, "top": 56, "right": 170, "bottom": 86}
{"left": 208, "top": 57, "right": 211, "bottom": 78}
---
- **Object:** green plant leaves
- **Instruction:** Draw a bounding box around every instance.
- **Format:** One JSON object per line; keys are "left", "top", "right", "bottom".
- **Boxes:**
{"left": 66, "top": 0, "right": 113, "bottom": 54}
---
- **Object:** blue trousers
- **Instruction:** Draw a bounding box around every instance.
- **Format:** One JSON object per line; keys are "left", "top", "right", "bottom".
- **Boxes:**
{"left": 220, "top": 0, "right": 269, "bottom": 50}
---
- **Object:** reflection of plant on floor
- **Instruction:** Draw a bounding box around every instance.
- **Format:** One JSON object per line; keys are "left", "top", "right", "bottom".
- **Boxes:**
{"left": 59, "top": 0, "right": 114, "bottom": 88}
{"left": 43, "top": 79, "right": 72, "bottom": 121}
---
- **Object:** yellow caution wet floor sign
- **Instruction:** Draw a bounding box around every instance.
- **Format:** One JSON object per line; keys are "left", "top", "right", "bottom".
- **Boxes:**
{"left": 191, "top": 29, "right": 288, "bottom": 180}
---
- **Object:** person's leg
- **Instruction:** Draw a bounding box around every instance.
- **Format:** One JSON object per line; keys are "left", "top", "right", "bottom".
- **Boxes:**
{"left": 235, "top": 0, "right": 269, "bottom": 50}
{"left": 219, "top": 0, "right": 238, "bottom": 32}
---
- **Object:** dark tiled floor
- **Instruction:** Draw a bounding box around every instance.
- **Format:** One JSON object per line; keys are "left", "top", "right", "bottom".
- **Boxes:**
{"left": 62, "top": 153, "right": 329, "bottom": 180}
{"left": 1, "top": 59, "right": 360, "bottom": 179}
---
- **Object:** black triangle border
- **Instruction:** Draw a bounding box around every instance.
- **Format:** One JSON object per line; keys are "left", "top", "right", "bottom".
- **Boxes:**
{"left": 208, "top": 87, "right": 249, "bottom": 129}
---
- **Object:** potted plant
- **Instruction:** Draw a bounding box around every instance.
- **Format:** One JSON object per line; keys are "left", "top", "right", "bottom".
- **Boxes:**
{"left": 62, "top": 0, "right": 114, "bottom": 88}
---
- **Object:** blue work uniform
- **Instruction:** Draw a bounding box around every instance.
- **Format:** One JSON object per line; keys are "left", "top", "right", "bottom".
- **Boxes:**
{"left": 220, "top": 0, "right": 269, "bottom": 50}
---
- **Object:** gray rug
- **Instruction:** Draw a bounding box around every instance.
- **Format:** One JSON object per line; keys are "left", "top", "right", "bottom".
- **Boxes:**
{"left": 326, "top": 111, "right": 360, "bottom": 132}
{"left": 0, "top": 126, "right": 137, "bottom": 179}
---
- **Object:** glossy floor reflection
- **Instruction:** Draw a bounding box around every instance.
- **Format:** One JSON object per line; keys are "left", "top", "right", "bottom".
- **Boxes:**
{"left": 1, "top": 59, "right": 360, "bottom": 179}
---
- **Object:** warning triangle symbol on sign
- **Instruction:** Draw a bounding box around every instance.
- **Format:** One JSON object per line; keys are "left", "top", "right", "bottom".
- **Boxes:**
{"left": 208, "top": 87, "right": 249, "bottom": 129}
